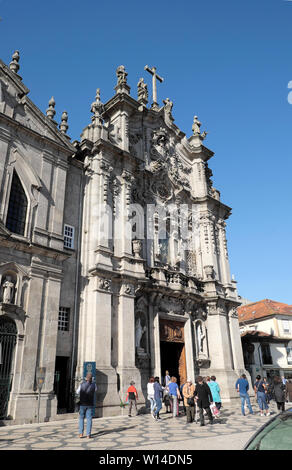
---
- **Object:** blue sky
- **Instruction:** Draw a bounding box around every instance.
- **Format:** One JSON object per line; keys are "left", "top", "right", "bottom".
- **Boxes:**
{"left": 1, "top": 0, "right": 292, "bottom": 304}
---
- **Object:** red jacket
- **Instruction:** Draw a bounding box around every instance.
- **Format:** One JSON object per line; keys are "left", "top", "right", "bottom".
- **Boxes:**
{"left": 126, "top": 385, "right": 138, "bottom": 400}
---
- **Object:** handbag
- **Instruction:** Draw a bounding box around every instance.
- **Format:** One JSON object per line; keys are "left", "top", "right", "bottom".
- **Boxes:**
{"left": 210, "top": 402, "right": 219, "bottom": 416}
{"left": 187, "top": 397, "right": 195, "bottom": 406}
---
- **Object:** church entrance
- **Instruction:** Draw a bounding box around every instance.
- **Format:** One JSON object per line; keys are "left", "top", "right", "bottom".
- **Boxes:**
{"left": 159, "top": 319, "right": 187, "bottom": 386}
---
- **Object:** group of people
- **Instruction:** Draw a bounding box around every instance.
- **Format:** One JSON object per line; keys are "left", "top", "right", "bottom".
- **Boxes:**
{"left": 236, "top": 373, "right": 292, "bottom": 417}
{"left": 145, "top": 371, "right": 222, "bottom": 426}
{"left": 76, "top": 370, "right": 292, "bottom": 438}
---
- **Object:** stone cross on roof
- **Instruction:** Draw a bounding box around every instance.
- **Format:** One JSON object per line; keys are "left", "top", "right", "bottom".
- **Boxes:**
{"left": 144, "top": 65, "right": 164, "bottom": 110}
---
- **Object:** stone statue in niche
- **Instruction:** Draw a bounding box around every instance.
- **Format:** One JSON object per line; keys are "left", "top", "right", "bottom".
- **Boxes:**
{"left": 196, "top": 321, "right": 205, "bottom": 354}
{"left": 2, "top": 276, "right": 15, "bottom": 304}
{"left": 135, "top": 316, "right": 146, "bottom": 350}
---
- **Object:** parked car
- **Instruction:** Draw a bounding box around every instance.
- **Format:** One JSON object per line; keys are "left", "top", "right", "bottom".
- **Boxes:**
{"left": 244, "top": 407, "right": 292, "bottom": 450}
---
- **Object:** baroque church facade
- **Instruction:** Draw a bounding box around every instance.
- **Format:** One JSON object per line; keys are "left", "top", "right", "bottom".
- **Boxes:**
{"left": 0, "top": 52, "right": 247, "bottom": 423}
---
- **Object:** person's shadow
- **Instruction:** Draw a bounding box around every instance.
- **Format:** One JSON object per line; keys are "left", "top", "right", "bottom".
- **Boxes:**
{"left": 90, "top": 425, "right": 136, "bottom": 438}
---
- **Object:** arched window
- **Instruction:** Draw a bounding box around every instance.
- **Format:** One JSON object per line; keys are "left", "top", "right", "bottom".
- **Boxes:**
{"left": 6, "top": 171, "right": 28, "bottom": 236}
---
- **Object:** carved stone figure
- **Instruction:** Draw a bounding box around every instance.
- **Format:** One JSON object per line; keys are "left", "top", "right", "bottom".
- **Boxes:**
{"left": 135, "top": 317, "right": 146, "bottom": 349}
{"left": 137, "top": 78, "right": 148, "bottom": 103}
{"left": 116, "top": 65, "right": 128, "bottom": 86}
{"left": 196, "top": 321, "right": 205, "bottom": 354}
{"left": 2, "top": 276, "right": 15, "bottom": 304}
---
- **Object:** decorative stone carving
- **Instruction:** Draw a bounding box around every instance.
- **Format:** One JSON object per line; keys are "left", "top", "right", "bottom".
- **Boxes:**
{"left": 159, "top": 319, "right": 184, "bottom": 343}
{"left": 90, "top": 88, "right": 105, "bottom": 125}
{"left": 132, "top": 239, "right": 142, "bottom": 258}
{"left": 204, "top": 265, "right": 214, "bottom": 280}
{"left": 135, "top": 316, "right": 146, "bottom": 349}
{"left": 98, "top": 277, "right": 111, "bottom": 292}
{"left": 192, "top": 115, "right": 207, "bottom": 140}
{"left": 59, "top": 111, "right": 69, "bottom": 134}
{"left": 46, "top": 96, "right": 56, "bottom": 121}
{"left": 137, "top": 78, "right": 148, "bottom": 105}
{"left": 9, "top": 50, "right": 20, "bottom": 74}
{"left": 116, "top": 65, "right": 128, "bottom": 86}
{"left": 122, "top": 283, "right": 135, "bottom": 296}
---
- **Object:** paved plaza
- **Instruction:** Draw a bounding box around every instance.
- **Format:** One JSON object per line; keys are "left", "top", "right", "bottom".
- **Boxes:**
{"left": 0, "top": 402, "right": 283, "bottom": 451}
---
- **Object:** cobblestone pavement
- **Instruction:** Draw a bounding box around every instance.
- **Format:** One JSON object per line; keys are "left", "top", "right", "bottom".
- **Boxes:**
{"left": 0, "top": 402, "right": 283, "bottom": 450}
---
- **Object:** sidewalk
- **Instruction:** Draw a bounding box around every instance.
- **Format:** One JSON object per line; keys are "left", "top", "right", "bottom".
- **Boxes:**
{"left": 0, "top": 402, "right": 281, "bottom": 450}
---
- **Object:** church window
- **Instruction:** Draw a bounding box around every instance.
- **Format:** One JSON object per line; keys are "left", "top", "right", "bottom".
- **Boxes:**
{"left": 6, "top": 171, "right": 28, "bottom": 236}
{"left": 64, "top": 224, "right": 75, "bottom": 249}
{"left": 58, "top": 307, "right": 70, "bottom": 331}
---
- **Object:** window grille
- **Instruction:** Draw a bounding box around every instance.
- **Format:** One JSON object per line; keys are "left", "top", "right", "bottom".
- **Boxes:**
{"left": 6, "top": 171, "right": 28, "bottom": 236}
{"left": 64, "top": 224, "right": 74, "bottom": 249}
{"left": 58, "top": 307, "right": 70, "bottom": 331}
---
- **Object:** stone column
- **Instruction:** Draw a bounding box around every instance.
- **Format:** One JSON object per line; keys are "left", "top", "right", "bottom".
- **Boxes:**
{"left": 228, "top": 306, "right": 245, "bottom": 371}
{"left": 205, "top": 301, "right": 240, "bottom": 402}
{"left": 153, "top": 310, "right": 161, "bottom": 379}
{"left": 116, "top": 282, "right": 143, "bottom": 406}
{"left": 184, "top": 315, "right": 195, "bottom": 383}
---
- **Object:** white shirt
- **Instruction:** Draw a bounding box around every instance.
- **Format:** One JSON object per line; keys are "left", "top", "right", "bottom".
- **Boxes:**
{"left": 147, "top": 382, "right": 154, "bottom": 398}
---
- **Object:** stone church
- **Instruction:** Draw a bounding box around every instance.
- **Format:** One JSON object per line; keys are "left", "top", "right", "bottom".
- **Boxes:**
{"left": 0, "top": 52, "right": 247, "bottom": 423}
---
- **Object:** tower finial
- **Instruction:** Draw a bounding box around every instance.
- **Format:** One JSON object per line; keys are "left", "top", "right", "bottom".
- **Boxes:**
{"left": 91, "top": 88, "right": 104, "bottom": 124}
{"left": 59, "top": 111, "right": 69, "bottom": 134}
{"left": 46, "top": 96, "right": 56, "bottom": 120}
{"left": 9, "top": 50, "right": 20, "bottom": 74}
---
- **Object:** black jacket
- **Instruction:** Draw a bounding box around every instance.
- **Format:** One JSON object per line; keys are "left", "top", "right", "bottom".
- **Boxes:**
{"left": 271, "top": 382, "right": 285, "bottom": 402}
{"left": 195, "top": 383, "right": 213, "bottom": 408}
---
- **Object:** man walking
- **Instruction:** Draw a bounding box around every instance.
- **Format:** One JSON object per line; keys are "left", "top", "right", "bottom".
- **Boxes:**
{"left": 76, "top": 373, "right": 97, "bottom": 438}
{"left": 254, "top": 375, "right": 270, "bottom": 417}
{"left": 235, "top": 374, "right": 254, "bottom": 416}
{"left": 153, "top": 376, "right": 164, "bottom": 420}
{"left": 126, "top": 381, "right": 138, "bottom": 417}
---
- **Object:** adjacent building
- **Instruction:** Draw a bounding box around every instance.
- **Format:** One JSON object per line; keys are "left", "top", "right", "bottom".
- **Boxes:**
{"left": 238, "top": 299, "right": 292, "bottom": 383}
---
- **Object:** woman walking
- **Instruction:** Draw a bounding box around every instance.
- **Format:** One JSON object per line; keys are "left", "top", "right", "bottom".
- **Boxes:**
{"left": 207, "top": 376, "right": 222, "bottom": 417}
{"left": 147, "top": 376, "right": 156, "bottom": 418}
{"left": 182, "top": 379, "right": 196, "bottom": 423}
{"left": 153, "top": 377, "right": 164, "bottom": 421}
{"left": 168, "top": 377, "right": 181, "bottom": 418}
{"left": 271, "top": 375, "right": 286, "bottom": 412}
{"left": 254, "top": 375, "right": 270, "bottom": 417}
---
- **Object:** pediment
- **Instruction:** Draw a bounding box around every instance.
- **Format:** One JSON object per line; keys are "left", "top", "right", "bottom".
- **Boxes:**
{"left": 0, "top": 63, "right": 74, "bottom": 152}
{"left": 0, "top": 261, "right": 29, "bottom": 278}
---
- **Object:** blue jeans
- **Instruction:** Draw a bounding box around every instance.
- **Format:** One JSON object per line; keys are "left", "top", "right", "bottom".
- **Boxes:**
{"left": 79, "top": 405, "right": 94, "bottom": 436}
{"left": 257, "top": 392, "right": 269, "bottom": 411}
{"left": 154, "top": 398, "right": 162, "bottom": 416}
{"left": 240, "top": 393, "right": 253, "bottom": 416}
{"left": 149, "top": 397, "right": 156, "bottom": 413}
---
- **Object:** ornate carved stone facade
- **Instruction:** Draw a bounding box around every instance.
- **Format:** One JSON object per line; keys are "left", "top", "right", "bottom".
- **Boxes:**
{"left": 0, "top": 55, "right": 247, "bottom": 423}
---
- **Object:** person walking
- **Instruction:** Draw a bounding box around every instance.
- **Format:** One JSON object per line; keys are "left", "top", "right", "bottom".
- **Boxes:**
{"left": 76, "top": 373, "right": 97, "bottom": 439}
{"left": 182, "top": 379, "right": 196, "bottom": 423}
{"left": 163, "top": 370, "right": 171, "bottom": 387}
{"left": 153, "top": 376, "right": 164, "bottom": 421}
{"left": 208, "top": 376, "right": 222, "bottom": 417}
{"left": 168, "top": 377, "right": 181, "bottom": 418}
{"left": 235, "top": 374, "right": 254, "bottom": 416}
{"left": 126, "top": 381, "right": 138, "bottom": 417}
{"left": 194, "top": 376, "right": 213, "bottom": 426}
{"left": 254, "top": 375, "right": 270, "bottom": 417}
{"left": 286, "top": 379, "right": 292, "bottom": 402}
{"left": 147, "top": 377, "right": 156, "bottom": 417}
{"left": 271, "top": 375, "right": 286, "bottom": 412}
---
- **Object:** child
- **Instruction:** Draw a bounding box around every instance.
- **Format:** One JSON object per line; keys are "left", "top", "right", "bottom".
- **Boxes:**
{"left": 126, "top": 380, "right": 138, "bottom": 417}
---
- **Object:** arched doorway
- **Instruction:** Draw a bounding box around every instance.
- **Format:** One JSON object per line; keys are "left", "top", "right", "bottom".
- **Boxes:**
{"left": 0, "top": 316, "right": 17, "bottom": 419}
